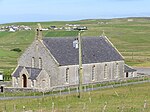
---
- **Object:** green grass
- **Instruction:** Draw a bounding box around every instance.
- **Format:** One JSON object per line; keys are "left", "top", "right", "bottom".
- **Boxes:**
{"left": 45, "top": 31, "right": 78, "bottom": 37}
{"left": 0, "top": 82, "right": 149, "bottom": 112}
{"left": 1, "top": 17, "right": 150, "bottom": 73}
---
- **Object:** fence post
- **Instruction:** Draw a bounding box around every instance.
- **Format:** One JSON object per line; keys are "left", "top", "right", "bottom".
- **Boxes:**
{"left": 83, "top": 103, "right": 86, "bottom": 112}
{"left": 143, "top": 76, "right": 144, "bottom": 81}
{"left": 23, "top": 106, "right": 25, "bottom": 112}
{"left": 143, "top": 100, "right": 147, "bottom": 111}
{"left": 38, "top": 102, "right": 40, "bottom": 108}
{"left": 68, "top": 87, "right": 70, "bottom": 94}
{"left": 120, "top": 80, "right": 122, "bottom": 86}
{"left": 89, "top": 97, "right": 92, "bottom": 103}
{"left": 4, "top": 104, "right": 6, "bottom": 112}
{"left": 92, "top": 84, "right": 93, "bottom": 91}
{"left": 52, "top": 102, "right": 55, "bottom": 112}
{"left": 13, "top": 104, "right": 16, "bottom": 112}
{"left": 59, "top": 89, "right": 61, "bottom": 95}
{"left": 76, "top": 87, "right": 78, "bottom": 93}
{"left": 42, "top": 91, "right": 45, "bottom": 97}
{"left": 84, "top": 85, "right": 86, "bottom": 92}
{"left": 66, "top": 104, "right": 70, "bottom": 112}
{"left": 102, "top": 102, "right": 107, "bottom": 112}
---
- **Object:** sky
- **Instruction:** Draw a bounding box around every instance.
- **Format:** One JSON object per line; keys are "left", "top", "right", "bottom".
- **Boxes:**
{"left": 0, "top": 0, "right": 150, "bottom": 24}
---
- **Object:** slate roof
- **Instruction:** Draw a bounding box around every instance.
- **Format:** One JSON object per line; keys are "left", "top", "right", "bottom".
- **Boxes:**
{"left": 12, "top": 66, "right": 42, "bottom": 80}
{"left": 124, "top": 64, "right": 137, "bottom": 72}
{"left": 12, "top": 66, "right": 24, "bottom": 77}
{"left": 43, "top": 36, "right": 124, "bottom": 66}
{"left": 26, "top": 67, "right": 42, "bottom": 80}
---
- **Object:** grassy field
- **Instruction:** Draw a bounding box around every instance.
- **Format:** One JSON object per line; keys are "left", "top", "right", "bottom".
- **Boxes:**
{"left": 1, "top": 17, "right": 150, "bottom": 73}
{"left": 0, "top": 18, "right": 150, "bottom": 112}
{"left": 0, "top": 82, "right": 149, "bottom": 112}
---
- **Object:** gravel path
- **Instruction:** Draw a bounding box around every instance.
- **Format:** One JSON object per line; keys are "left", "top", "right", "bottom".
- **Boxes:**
{"left": 133, "top": 67, "right": 150, "bottom": 75}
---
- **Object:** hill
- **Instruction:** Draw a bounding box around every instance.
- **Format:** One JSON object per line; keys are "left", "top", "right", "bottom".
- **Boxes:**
{"left": 0, "top": 17, "right": 150, "bottom": 74}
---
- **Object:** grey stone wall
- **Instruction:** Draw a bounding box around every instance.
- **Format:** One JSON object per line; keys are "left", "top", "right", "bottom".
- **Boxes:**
{"left": 3, "top": 87, "right": 38, "bottom": 92}
{"left": 59, "top": 65, "right": 79, "bottom": 86}
{"left": 36, "top": 70, "right": 51, "bottom": 91}
{"left": 58, "top": 60, "right": 125, "bottom": 87}
{"left": 18, "top": 40, "right": 59, "bottom": 87}
{"left": 0, "top": 81, "right": 12, "bottom": 87}
{"left": 38, "top": 40, "right": 59, "bottom": 87}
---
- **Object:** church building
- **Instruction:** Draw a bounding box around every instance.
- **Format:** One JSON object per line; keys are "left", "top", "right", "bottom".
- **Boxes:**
{"left": 11, "top": 24, "right": 136, "bottom": 91}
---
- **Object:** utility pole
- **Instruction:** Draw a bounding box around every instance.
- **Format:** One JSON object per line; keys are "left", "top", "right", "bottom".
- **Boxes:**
{"left": 78, "top": 31, "right": 83, "bottom": 98}
{"left": 73, "top": 26, "right": 87, "bottom": 98}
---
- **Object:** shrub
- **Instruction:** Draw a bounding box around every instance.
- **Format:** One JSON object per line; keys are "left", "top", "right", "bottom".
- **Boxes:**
{"left": 10, "top": 48, "right": 21, "bottom": 52}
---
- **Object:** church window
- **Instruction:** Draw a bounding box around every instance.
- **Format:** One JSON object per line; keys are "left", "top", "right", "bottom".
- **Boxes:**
{"left": 115, "top": 63, "right": 119, "bottom": 78}
{"left": 66, "top": 68, "right": 69, "bottom": 83}
{"left": 31, "top": 57, "right": 35, "bottom": 68}
{"left": 104, "top": 64, "right": 108, "bottom": 79}
{"left": 92, "top": 65, "right": 95, "bottom": 81}
{"left": 39, "top": 57, "right": 42, "bottom": 69}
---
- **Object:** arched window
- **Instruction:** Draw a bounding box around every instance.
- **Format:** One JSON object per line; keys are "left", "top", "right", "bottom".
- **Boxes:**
{"left": 104, "top": 64, "right": 108, "bottom": 79}
{"left": 31, "top": 57, "right": 35, "bottom": 68}
{"left": 42, "top": 80, "right": 46, "bottom": 88}
{"left": 92, "top": 65, "right": 95, "bottom": 81}
{"left": 115, "top": 63, "right": 119, "bottom": 78}
{"left": 39, "top": 57, "right": 42, "bottom": 69}
{"left": 66, "top": 68, "right": 69, "bottom": 83}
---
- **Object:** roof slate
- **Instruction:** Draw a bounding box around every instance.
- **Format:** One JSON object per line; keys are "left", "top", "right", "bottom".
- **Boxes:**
{"left": 43, "top": 36, "right": 123, "bottom": 66}
{"left": 26, "top": 67, "right": 42, "bottom": 80}
{"left": 12, "top": 66, "right": 42, "bottom": 80}
{"left": 124, "top": 64, "right": 137, "bottom": 72}
{"left": 12, "top": 66, "right": 24, "bottom": 77}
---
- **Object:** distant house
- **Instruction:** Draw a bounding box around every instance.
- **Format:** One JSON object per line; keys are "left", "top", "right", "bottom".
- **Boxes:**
{"left": 42, "top": 28, "right": 49, "bottom": 31}
{"left": 127, "top": 19, "right": 133, "bottom": 22}
{"left": 73, "top": 26, "right": 87, "bottom": 30}
{"left": 11, "top": 25, "right": 137, "bottom": 91}
{"left": 0, "top": 73, "right": 3, "bottom": 81}
{"left": 9, "top": 28, "right": 15, "bottom": 32}
{"left": 24, "top": 27, "right": 31, "bottom": 30}
{"left": 50, "top": 26, "right": 56, "bottom": 29}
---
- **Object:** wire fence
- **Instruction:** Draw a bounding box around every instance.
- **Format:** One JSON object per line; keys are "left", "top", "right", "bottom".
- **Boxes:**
{"left": 1, "top": 75, "right": 150, "bottom": 98}
{"left": 0, "top": 75, "right": 150, "bottom": 112}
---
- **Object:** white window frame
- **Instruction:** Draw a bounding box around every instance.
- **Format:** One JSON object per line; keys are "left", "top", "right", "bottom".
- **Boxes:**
{"left": 92, "top": 65, "right": 95, "bottom": 81}
{"left": 31, "top": 57, "right": 35, "bottom": 68}
{"left": 104, "top": 64, "right": 108, "bottom": 79}
{"left": 66, "top": 68, "right": 69, "bottom": 83}
{"left": 115, "top": 63, "right": 119, "bottom": 79}
{"left": 39, "top": 57, "right": 42, "bottom": 69}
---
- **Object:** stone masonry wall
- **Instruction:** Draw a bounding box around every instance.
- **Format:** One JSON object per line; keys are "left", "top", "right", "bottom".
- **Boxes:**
{"left": 18, "top": 40, "right": 59, "bottom": 87}
{"left": 58, "top": 60, "right": 125, "bottom": 86}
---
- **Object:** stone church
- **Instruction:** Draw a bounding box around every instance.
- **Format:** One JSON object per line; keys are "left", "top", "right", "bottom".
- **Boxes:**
{"left": 11, "top": 24, "right": 136, "bottom": 91}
